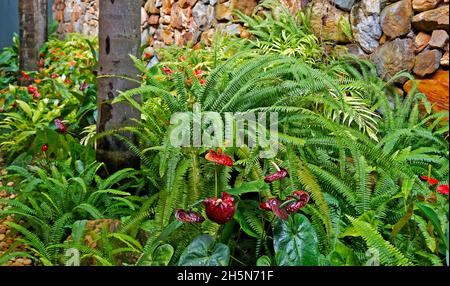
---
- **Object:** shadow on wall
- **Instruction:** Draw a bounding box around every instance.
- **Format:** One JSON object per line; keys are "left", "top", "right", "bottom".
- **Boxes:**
{"left": 0, "top": 0, "right": 53, "bottom": 49}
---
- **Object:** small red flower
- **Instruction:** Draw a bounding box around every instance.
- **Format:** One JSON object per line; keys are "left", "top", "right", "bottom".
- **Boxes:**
{"left": 200, "top": 79, "right": 207, "bottom": 86}
{"left": 175, "top": 209, "right": 205, "bottom": 223}
{"left": 54, "top": 119, "right": 68, "bottom": 134}
{"left": 39, "top": 53, "right": 45, "bottom": 58}
{"left": 32, "top": 92, "right": 41, "bottom": 99}
{"left": 21, "top": 71, "right": 30, "bottom": 80}
{"left": 162, "top": 67, "right": 174, "bottom": 75}
{"left": 194, "top": 69, "right": 204, "bottom": 78}
{"left": 203, "top": 192, "right": 236, "bottom": 224}
{"left": 51, "top": 74, "right": 58, "bottom": 79}
{"left": 205, "top": 149, "right": 233, "bottom": 166}
{"left": 65, "top": 79, "right": 72, "bottom": 85}
{"left": 420, "top": 175, "right": 439, "bottom": 185}
{"left": 437, "top": 184, "right": 449, "bottom": 195}
{"left": 41, "top": 144, "right": 48, "bottom": 152}
{"left": 284, "top": 191, "right": 310, "bottom": 213}
{"left": 28, "top": 85, "right": 37, "bottom": 94}
{"left": 143, "top": 52, "right": 152, "bottom": 60}
{"left": 79, "top": 82, "right": 89, "bottom": 92}
{"left": 264, "top": 168, "right": 289, "bottom": 183}
{"left": 260, "top": 198, "right": 288, "bottom": 220}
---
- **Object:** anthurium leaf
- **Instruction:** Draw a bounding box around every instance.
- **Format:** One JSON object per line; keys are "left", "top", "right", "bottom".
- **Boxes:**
{"left": 416, "top": 202, "right": 449, "bottom": 250}
{"left": 142, "top": 244, "right": 174, "bottom": 266}
{"left": 227, "top": 180, "right": 269, "bottom": 196}
{"left": 256, "top": 255, "right": 272, "bottom": 266}
{"left": 273, "top": 213, "right": 319, "bottom": 266}
{"left": 177, "top": 235, "right": 230, "bottom": 266}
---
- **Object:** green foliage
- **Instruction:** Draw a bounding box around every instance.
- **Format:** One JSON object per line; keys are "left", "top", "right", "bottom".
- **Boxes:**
{"left": 178, "top": 235, "right": 230, "bottom": 266}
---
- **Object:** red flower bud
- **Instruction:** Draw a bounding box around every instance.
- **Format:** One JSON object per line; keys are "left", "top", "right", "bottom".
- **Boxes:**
{"left": 437, "top": 184, "right": 449, "bottom": 195}
{"left": 175, "top": 209, "right": 205, "bottom": 223}
{"left": 205, "top": 149, "right": 233, "bottom": 167}
{"left": 203, "top": 192, "right": 236, "bottom": 224}
{"left": 41, "top": 144, "right": 48, "bottom": 152}
{"left": 284, "top": 191, "right": 310, "bottom": 213}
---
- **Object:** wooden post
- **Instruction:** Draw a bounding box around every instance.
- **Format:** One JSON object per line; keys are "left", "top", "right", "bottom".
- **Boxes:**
{"left": 97, "top": 0, "right": 141, "bottom": 173}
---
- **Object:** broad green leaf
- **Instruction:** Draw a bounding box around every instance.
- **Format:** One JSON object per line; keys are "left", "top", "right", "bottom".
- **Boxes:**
{"left": 273, "top": 214, "right": 319, "bottom": 266}
{"left": 178, "top": 235, "right": 230, "bottom": 266}
{"left": 227, "top": 180, "right": 269, "bottom": 196}
{"left": 417, "top": 202, "right": 449, "bottom": 250}
{"left": 143, "top": 244, "right": 174, "bottom": 266}
{"left": 256, "top": 255, "right": 271, "bottom": 266}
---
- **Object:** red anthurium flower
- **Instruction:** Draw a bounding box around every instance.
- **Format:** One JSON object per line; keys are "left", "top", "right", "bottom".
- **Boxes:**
{"left": 54, "top": 119, "right": 68, "bottom": 134}
{"left": 284, "top": 191, "right": 310, "bottom": 213}
{"left": 41, "top": 144, "right": 48, "bottom": 152}
{"left": 162, "top": 67, "right": 174, "bottom": 75}
{"left": 437, "top": 184, "right": 449, "bottom": 195}
{"left": 420, "top": 175, "right": 439, "bottom": 185}
{"left": 203, "top": 192, "right": 236, "bottom": 224}
{"left": 28, "top": 85, "right": 37, "bottom": 94}
{"left": 205, "top": 149, "right": 233, "bottom": 166}
{"left": 175, "top": 209, "right": 205, "bottom": 223}
{"left": 260, "top": 198, "right": 288, "bottom": 220}
{"left": 194, "top": 70, "right": 204, "bottom": 78}
{"left": 264, "top": 168, "right": 289, "bottom": 183}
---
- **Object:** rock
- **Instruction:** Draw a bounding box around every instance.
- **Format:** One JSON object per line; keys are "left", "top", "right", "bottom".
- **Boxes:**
{"left": 171, "top": 2, "right": 191, "bottom": 30}
{"left": 162, "top": 29, "right": 174, "bottom": 45}
{"left": 362, "top": 0, "right": 381, "bottom": 14}
{"left": 223, "top": 23, "right": 242, "bottom": 35}
{"left": 380, "top": 0, "right": 413, "bottom": 39}
{"left": 216, "top": 1, "right": 233, "bottom": 21}
{"left": 371, "top": 38, "right": 416, "bottom": 80}
{"left": 144, "top": 0, "right": 160, "bottom": 14}
{"left": 412, "top": 0, "right": 441, "bottom": 12}
{"left": 441, "top": 51, "right": 449, "bottom": 66}
{"left": 350, "top": 2, "right": 382, "bottom": 53}
{"left": 280, "top": 0, "right": 309, "bottom": 14}
{"left": 309, "top": 0, "right": 351, "bottom": 43}
{"left": 332, "top": 0, "right": 356, "bottom": 11}
{"left": 412, "top": 5, "right": 449, "bottom": 32}
{"left": 161, "top": 0, "right": 172, "bottom": 14}
{"left": 429, "top": 30, "right": 449, "bottom": 49}
{"left": 413, "top": 49, "right": 442, "bottom": 77}
{"left": 232, "top": 0, "right": 257, "bottom": 15}
{"left": 141, "top": 7, "right": 148, "bottom": 26}
{"left": 404, "top": 70, "right": 449, "bottom": 113}
{"left": 0, "top": 234, "right": 5, "bottom": 241}
{"left": 415, "top": 32, "right": 431, "bottom": 53}
{"left": 148, "top": 15, "right": 160, "bottom": 25}
{"left": 179, "top": 0, "right": 198, "bottom": 8}
{"left": 192, "top": 2, "right": 210, "bottom": 30}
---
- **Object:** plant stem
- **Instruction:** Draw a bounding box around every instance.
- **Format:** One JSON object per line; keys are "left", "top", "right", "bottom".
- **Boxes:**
{"left": 215, "top": 165, "right": 218, "bottom": 198}
{"left": 278, "top": 198, "right": 297, "bottom": 209}
{"left": 230, "top": 255, "right": 247, "bottom": 266}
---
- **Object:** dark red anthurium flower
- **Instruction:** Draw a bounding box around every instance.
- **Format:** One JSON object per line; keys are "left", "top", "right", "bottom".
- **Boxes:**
{"left": 28, "top": 85, "right": 37, "bottom": 94}
{"left": 175, "top": 209, "right": 205, "bottom": 223}
{"left": 205, "top": 149, "right": 233, "bottom": 166}
{"left": 264, "top": 166, "right": 289, "bottom": 183}
{"left": 203, "top": 192, "right": 236, "bottom": 224}
{"left": 260, "top": 198, "right": 288, "bottom": 220}
{"left": 54, "top": 119, "right": 68, "bottom": 134}
{"left": 41, "top": 144, "right": 48, "bottom": 152}
{"left": 284, "top": 191, "right": 310, "bottom": 213}
{"left": 437, "top": 184, "right": 449, "bottom": 195}
{"left": 162, "top": 67, "right": 174, "bottom": 75}
{"left": 420, "top": 175, "right": 439, "bottom": 185}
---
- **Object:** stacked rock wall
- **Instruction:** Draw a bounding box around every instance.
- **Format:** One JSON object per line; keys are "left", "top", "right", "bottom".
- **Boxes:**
{"left": 53, "top": 0, "right": 449, "bottom": 110}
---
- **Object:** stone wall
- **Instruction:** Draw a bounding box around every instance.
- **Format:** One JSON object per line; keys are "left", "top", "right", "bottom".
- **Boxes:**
{"left": 52, "top": 0, "right": 449, "bottom": 110}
